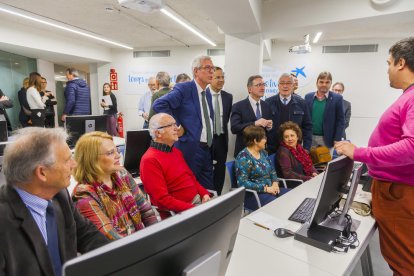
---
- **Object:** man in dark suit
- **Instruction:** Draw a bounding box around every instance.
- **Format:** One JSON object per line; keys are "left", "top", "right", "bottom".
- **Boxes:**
{"left": 231, "top": 75, "right": 273, "bottom": 157}
{"left": 0, "top": 127, "right": 109, "bottom": 276}
{"left": 208, "top": 67, "right": 233, "bottom": 195}
{"left": 153, "top": 56, "right": 215, "bottom": 190}
{"left": 304, "top": 71, "right": 345, "bottom": 150}
{"left": 266, "top": 73, "right": 312, "bottom": 153}
{"left": 332, "top": 82, "right": 351, "bottom": 139}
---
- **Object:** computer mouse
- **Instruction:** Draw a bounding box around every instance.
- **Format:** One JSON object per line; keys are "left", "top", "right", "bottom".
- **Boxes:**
{"left": 274, "top": 228, "right": 295, "bottom": 238}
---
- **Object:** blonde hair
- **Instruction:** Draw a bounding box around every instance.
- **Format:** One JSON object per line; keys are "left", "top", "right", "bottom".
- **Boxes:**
{"left": 73, "top": 131, "right": 113, "bottom": 184}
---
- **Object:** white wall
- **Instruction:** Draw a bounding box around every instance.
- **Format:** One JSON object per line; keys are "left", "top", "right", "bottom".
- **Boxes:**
{"left": 263, "top": 38, "right": 400, "bottom": 147}
{"left": 97, "top": 47, "right": 225, "bottom": 132}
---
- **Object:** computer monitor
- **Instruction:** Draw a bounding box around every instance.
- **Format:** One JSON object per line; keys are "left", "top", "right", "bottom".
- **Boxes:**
{"left": 295, "top": 156, "right": 355, "bottom": 252}
{"left": 123, "top": 130, "right": 152, "bottom": 177}
{"left": 65, "top": 115, "right": 108, "bottom": 148}
{"left": 63, "top": 187, "right": 245, "bottom": 276}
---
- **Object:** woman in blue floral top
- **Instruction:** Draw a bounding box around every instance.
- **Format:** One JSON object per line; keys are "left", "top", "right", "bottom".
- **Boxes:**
{"left": 235, "top": 126, "right": 290, "bottom": 208}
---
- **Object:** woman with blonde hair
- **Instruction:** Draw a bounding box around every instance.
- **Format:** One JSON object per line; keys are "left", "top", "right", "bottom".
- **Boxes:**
{"left": 72, "top": 131, "right": 157, "bottom": 240}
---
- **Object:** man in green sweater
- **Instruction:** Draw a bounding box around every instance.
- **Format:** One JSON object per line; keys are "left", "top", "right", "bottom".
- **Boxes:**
{"left": 148, "top": 71, "right": 171, "bottom": 121}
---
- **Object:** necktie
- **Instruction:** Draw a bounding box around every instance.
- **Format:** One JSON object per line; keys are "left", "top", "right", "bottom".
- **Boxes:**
{"left": 201, "top": 91, "right": 212, "bottom": 147}
{"left": 46, "top": 201, "right": 62, "bottom": 276}
{"left": 283, "top": 98, "right": 288, "bottom": 105}
{"left": 255, "top": 102, "right": 261, "bottom": 119}
{"left": 214, "top": 94, "right": 221, "bottom": 135}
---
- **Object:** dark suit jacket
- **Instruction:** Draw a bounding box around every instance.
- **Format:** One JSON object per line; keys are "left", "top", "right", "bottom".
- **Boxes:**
{"left": 153, "top": 80, "right": 214, "bottom": 171}
{"left": 265, "top": 94, "right": 312, "bottom": 152}
{"left": 230, "top": 97, "right": 272, "bottom": 157}
{"left": 0, "top": 89, "right": 13, "bottom": 131}
{"left": 207, "top": 88, "right": 233, "bottom": 152}
{"left": 304, "top": 91, "right": 345, "bottom": 147}
{"left": 343, "top": 99, "right": 351, "bottom": 138}
{"left": 0, "top": 185, "right": 109, "bottom": 276}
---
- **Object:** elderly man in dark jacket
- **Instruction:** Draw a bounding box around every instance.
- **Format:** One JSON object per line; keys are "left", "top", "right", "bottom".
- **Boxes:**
{"left": 0, "top": 127, "right": 109, "bottom": 276}
{"left": 61, "top": 67, "right": 91, "bottom": 122}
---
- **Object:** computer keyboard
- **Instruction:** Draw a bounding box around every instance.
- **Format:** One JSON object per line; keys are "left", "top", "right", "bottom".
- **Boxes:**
{"left": 288, "top": 197, "right": 316, "bottom": 223}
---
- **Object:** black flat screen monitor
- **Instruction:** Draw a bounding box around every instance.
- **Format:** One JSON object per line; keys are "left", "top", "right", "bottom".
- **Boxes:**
{"left": 123, "top": 130, "right": 151, "bottom": 177}
{"left": 63, "top": 187, "right": 245, "bottom": 276}
{"left": 309, "top": 155, "right": 354, "bottom": 227}
{"left": 65, "top": 115, "right": 108, "bottom": 148}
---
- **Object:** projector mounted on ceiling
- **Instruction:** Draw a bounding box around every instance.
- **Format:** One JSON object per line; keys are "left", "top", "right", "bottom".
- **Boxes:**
{"left": 118, "top": 0, "right": 164, "bottom": 13}
{"left": 289, "top": 34, "right": 312, "bottom": 54}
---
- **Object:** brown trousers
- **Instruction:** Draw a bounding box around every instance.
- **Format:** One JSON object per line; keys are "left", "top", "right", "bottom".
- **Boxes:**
{"left": 371, "top": 179, "right": 414, "bottom": 276}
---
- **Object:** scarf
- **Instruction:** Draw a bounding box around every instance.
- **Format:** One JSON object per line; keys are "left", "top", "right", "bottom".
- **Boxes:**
{"left": 92, "top": 172, "right": 143, "bottom": 233}
{"left": 281, "top": 142, "right": 314, "bottom": 176}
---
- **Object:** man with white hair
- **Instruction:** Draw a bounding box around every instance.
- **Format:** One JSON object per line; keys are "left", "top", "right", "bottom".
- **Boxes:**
{"left": 266, "top": 73, "right": 312, "bottom": 153}
{"left": 138, "top": 76, "right": 157, "bottom": 128}
{"left": 153, "top": 56, "right": 215, "bottom": 191}
{"left": 61, "top": 67, "right": 91, "bottom": 122}
{"left": 0, "top": 127, "right": 108, "bottom": 276}
{"left": 140, "top": 113, "right": 210, "bottom": 219}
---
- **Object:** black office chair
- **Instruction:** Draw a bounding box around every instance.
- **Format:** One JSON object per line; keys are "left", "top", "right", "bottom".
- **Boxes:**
{"left": 268, "top": 153, "right": 304, "bottom": 189}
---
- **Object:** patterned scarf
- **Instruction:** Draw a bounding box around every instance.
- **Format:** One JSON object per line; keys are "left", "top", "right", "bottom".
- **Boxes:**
{"left": 92, "top": 173, "right": 143, "bottom": 233}
{"left": 280, "top": 142, "right": 314, "bottom": 176}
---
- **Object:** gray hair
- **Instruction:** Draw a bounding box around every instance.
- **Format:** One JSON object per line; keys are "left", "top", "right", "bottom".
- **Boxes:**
{"left": 3, "top": 127, "right": 69, "bottom": 185}
{"left": 148, "top": 113, "right": 169, "bottom": 139}
{"left": 156, "top": 71, "right": 171, "bottom": 88}
{"left": 66, "top": 67, "right": 79, "bottom": 77}
{"left": 247, "top": 75, "right": 263, "bottom": 87}
{"left": 191, "top": 56, "right": 212, "bottom": 76}
{"left": 278, "top": 73, "right": 294, "bottom": 82}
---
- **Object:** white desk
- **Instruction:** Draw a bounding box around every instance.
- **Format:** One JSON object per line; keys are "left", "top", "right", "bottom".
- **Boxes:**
{"left": 226, "top": 174, "right": 376, "bottom": 276}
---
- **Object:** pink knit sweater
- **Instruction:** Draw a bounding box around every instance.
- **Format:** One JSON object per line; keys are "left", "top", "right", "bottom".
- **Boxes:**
{"left": 354, "top": 84, "right": 414, "bottom": 185}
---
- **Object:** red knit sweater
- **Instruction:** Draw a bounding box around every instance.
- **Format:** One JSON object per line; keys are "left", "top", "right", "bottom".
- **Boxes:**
{"left": 140, "top": 147, "right": 209, "bottom": 214}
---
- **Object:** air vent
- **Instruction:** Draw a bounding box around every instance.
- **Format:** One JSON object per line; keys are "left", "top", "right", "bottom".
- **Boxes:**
{"left": 207, "top": 49, "right": 225, "bottom": 56}
{"left": 133, "top": 50, "right": 170, "bottom": 58}
{"left": 322, "top": 44, "right": 378, "bottom": 54}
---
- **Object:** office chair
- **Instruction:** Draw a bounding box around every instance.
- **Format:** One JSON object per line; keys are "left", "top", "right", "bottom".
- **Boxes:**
{"left": 268, "top": 153, "right": 304, "bottom": 189}
{"left": 225, "top": 160, "right": 262, "bottom": 212}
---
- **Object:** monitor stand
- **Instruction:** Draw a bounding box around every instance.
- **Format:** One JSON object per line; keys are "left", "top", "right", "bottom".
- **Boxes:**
{"left": 295, "top": 222, "right": 341, "bottom": 252}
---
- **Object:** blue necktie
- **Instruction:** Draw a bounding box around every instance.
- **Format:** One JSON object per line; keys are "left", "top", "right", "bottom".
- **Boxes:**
{"left": 255, "top": 102, "right": 261, "bottom": 119}
{"left": 46, "top": 201, "right": 62, "bottom": 276}
{"left": 283, "top": 98, "right": 288, "bottom": 105}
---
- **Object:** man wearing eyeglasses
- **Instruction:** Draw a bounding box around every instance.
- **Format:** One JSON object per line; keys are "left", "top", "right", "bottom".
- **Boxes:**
{"left": 266, "top": 73, "right": 312, "bottom": 154}
{"left": 152, "top": 56, "right": 215, "bottom": 191}
{"left": 140, "top": 113, "right": 211, "bottom": 219}
{"left": 231, "top": 75, "right": 273, "bottom": 157}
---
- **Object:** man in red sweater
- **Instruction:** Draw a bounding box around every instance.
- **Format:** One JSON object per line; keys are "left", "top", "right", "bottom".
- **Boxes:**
{"left": 140, "top": 113, "right": 211, "bottom": 219}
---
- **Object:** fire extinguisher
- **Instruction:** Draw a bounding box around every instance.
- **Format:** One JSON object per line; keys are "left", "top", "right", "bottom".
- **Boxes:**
{"left": 117, "top": 112, "right": 124, "bottom": 138}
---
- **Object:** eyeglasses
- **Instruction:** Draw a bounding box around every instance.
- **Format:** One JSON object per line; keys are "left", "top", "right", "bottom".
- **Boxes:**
{"left": 99, "top": 148, "right": 121, "bottom": 157}
{"left": 199, "top": 66, "right": 215, "bottom": 72}
{"left": 279, "top": 82, "right": 293, "bottom": 86}
{"left": 157, "top": 122, "right": 177, "bottom": 129}
{"left": 253, "top": 83, "right": 267, "bottom": 87}
{"left": 333, "top": 89, "right": 343, "bottom": 93}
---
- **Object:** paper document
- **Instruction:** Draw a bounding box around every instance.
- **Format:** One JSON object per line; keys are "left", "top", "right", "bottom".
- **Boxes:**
{"left": 248, "top": 212, "right": 289, "bottom": 231}
{"left": 101, "top": 95, "right": 112, "bottom": 110}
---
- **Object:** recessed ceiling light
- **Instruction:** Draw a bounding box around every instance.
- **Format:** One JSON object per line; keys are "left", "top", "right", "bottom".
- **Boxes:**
{"left": 160, "top": 6, "right": 216, "bottom": 47}
{"left": 0, "top": 4, "right": 133, "bottom": 50}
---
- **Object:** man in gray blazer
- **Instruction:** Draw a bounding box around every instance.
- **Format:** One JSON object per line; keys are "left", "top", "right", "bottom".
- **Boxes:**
{"left": 0, "top": 127, "right": 108, "bottom": 276}
{"left": 332, "top": 82, "right": 351, "bottom": 139}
